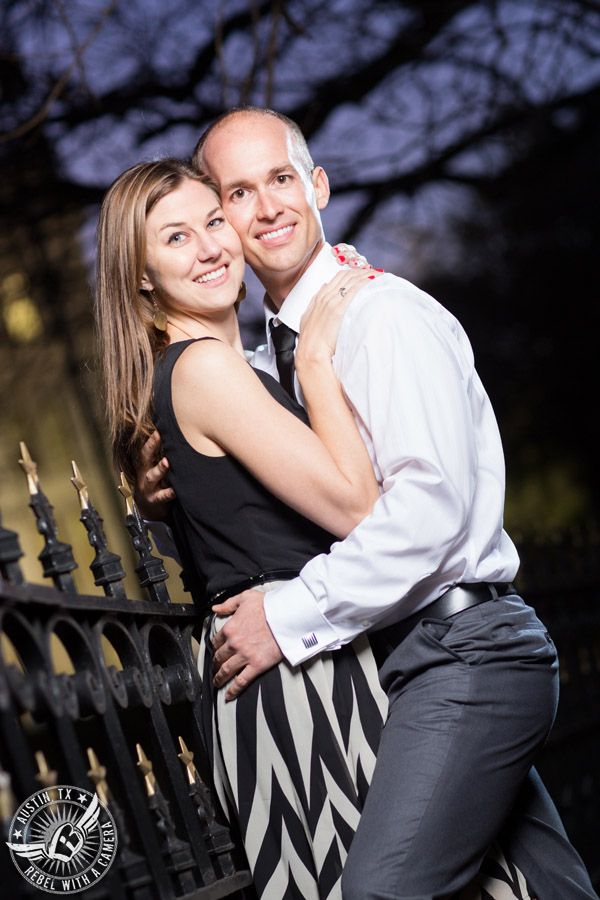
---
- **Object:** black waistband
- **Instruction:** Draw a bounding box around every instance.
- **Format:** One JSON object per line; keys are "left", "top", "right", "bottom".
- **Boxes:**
{"left": 210, "top": 569, "right": 300, "bottom": 604}
{"left": 370, "top": 581, "right": 514, "bottom": 665}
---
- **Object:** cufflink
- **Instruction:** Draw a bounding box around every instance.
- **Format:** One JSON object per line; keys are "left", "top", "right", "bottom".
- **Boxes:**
{"left": 301, "top": 633, "right": 318, "bottom": 649}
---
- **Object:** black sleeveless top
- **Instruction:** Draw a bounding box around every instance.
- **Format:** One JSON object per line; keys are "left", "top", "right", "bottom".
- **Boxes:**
{"left": 153, "top": 339, "right": 335, "bottom": 604}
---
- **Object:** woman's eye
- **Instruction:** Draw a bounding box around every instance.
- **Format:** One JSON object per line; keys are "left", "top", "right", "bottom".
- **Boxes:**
{"left": 207, "top": 217, "right": 224, "bottom": 229}
{"left": 168, "top": 232, "right": 185, "bottom": 245}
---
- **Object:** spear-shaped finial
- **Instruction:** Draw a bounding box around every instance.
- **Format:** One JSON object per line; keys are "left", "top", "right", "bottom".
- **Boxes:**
{"left": 71, "top": 461, "right": 126, "bottom": 597}
{"left": 86, "top": 747, "right": 109, "bottom": 806}
{"left": 118, "top": 473, "right": 135, "bottom": 516}
{"left": 0, "top": 765, "right": 16, "bottom": 825}
{"left": 71, "top": 460, "right": 90, "bottom": 510}
{"left": 177, "top": 736, "right": 199, "bottom": 787}
{"left": 177, "top": 736, "right": 236, "bottom": 872}
{"left": 18, "top": 442, "right": 40, "bottom": 495}
{"left": 17, "top": 443, "right": 78, "bottom": 591}
{"left": 136, "top": 743, "right": 157, "bottom": 796}
{"left": 34, "top": 751, "right": 58, "bottom": 790}
{"left": 119, "top": 472, "right": 170, "bottom": 602}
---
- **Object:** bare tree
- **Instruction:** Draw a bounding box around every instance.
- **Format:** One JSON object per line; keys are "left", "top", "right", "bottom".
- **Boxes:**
{"left": 2, "top": 0, "right": 599, "bottom": 227}
{"left": 2, "top": 0, "right": 600, "bottom": 530}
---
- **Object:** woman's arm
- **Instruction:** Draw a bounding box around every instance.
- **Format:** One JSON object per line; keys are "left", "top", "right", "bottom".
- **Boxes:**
{"left": 295, "top": 269, "right": 382, "bottom": 524}
{"left": 171, "top": 274, "right": 380, "bottom": 539}
{"left": 132, "top": 245, "right": 377, "bottom": 522}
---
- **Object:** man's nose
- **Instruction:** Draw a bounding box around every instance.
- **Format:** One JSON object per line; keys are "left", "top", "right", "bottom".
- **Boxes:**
{"left": 255, "top": 188, "right": 283, "bottom": 221}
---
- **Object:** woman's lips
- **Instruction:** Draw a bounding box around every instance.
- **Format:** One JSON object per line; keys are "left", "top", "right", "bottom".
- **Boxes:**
{"left": 194, "top": 264, "right": 228, "bottom": 285}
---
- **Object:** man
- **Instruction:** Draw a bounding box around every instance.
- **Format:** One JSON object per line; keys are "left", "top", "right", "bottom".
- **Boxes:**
{"left": 138, "top": 107, "right": 597, "bottom": 900}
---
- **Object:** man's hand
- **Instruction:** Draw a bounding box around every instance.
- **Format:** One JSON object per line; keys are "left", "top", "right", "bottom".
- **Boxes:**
{"left": 133, "top": 430, "right": 176, "bottom": 521}
{"left": 212, "top": 590, "right": 284, "bottom": 701}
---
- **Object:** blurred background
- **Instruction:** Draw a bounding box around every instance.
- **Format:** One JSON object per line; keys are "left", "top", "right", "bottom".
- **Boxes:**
{"left": 2, "top": 0, "right": 600, "bottom": 583}
{"left": 0, "top": 0, "right": 599, "bottom": 880}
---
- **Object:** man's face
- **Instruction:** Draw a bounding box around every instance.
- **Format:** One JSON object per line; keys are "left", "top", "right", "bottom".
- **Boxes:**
{"left": 200, "top": 114, "right": 330, "bottom": 300}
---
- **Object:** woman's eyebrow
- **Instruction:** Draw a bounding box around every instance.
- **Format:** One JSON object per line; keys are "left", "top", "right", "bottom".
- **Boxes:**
{"left": 158, "top": 208, "right": 221, "bottom": 230}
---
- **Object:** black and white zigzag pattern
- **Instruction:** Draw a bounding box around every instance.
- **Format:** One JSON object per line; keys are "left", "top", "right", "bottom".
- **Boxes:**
{"left": 200, "top": 618, "right": 385, "bottom": 899}
{"left": 460, "top": 843, "right": 531, "bottom": 899}
{"left": 200, "top": 612, "right": 530, "bottom": 900}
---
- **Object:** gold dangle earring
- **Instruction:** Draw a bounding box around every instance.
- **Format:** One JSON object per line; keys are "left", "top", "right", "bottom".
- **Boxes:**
{"left": 151, "top": 292, "right": 168, "bottom": 332}
{"left": 234, "top": 281, "right": 247, "bottom": 313}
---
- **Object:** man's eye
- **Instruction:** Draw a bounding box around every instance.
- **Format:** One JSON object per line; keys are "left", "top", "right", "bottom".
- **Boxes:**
{"left": 232, "top": 189, "right": 246, "bottom": 200}
{"left": 276, "top": 175, "right": 290, "bottom": 184}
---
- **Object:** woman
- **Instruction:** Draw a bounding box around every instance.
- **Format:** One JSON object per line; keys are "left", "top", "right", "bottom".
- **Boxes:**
{"left": 96, "top": 157, "right": 387, "bottom": 900}
{"left": 95, "top": 158, "right": 528, "bottom": 900}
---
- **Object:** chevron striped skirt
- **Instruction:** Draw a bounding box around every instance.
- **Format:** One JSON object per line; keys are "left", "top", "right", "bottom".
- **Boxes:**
{"left": 198, "top": 584, "right": 531, "bottom": 900}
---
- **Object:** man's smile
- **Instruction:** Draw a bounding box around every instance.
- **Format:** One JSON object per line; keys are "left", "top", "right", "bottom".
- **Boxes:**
{"left": 257, "top": 224, "right": 295, "bottom": 243}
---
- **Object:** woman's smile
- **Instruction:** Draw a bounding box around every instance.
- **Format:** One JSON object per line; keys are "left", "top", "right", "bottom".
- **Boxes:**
{"left": 142, "top": 178, "right": 245, "bottom": 321}
{"left": 194, "top": 263, "right": 228, "bottom": 284}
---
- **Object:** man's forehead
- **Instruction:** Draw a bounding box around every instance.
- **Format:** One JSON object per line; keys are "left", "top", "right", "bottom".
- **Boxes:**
{"left": 208, "top": 111, "right": 287, "bottom": 143}
{"left": 202, "top": 115, "right": 299, "bottom": 185}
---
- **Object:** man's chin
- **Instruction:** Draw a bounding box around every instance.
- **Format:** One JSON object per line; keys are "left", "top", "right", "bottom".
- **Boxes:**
{"left": 251, "top": 247, "right": 305, "bottom": 273}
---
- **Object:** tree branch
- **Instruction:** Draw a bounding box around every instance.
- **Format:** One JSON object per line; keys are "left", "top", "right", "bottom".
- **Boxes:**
{"left": 0, "top": 0, "right": 118, "bottom": 143}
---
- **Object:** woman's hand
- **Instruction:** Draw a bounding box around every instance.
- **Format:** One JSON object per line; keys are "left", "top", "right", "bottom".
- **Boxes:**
{"left": 297, "top": 269, "right": 381, "bottom": 367}
{"left": 332, "top": 243, "right": 374, "bottom": 269}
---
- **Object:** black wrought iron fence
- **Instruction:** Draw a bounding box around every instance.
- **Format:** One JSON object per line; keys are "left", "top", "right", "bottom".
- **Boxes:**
{"left": 1, "top": 445, "right": 599, "bottom": 895}
{"left": 0, "top": 445, "right": 253, "bottom": 900}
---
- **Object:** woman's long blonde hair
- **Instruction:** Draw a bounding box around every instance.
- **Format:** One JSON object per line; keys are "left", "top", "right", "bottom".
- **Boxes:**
{"left": 95, "top": 157, "right": 208, "bottom": 480}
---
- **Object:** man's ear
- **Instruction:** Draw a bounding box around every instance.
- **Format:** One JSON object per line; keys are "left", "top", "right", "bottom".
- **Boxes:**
{"left": 312, "top": 166, "right": 330, "bottom": 211}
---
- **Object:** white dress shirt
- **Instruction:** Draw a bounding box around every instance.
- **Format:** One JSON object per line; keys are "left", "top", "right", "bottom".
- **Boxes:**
{"left": 253, "top": 243, "right": 520, "bottom": 666}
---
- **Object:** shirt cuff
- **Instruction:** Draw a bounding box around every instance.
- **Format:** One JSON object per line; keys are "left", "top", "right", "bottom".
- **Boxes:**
{"left": 263, "top": 577, "right": 341, "bottom": 666}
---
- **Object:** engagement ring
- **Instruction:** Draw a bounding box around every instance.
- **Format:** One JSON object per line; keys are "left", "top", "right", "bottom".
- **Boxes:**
{"left": 339, "top": 287, "right": 348, "bottom": 297}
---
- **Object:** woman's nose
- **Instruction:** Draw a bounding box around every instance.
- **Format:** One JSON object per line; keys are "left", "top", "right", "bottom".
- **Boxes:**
{"left": 196, "top": 235, "right": 222, "bottom": 260}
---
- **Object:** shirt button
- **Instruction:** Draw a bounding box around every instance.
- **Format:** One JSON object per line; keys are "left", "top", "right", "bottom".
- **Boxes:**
{"left": 361, "top": 619, "right": 371, "bottom": 628}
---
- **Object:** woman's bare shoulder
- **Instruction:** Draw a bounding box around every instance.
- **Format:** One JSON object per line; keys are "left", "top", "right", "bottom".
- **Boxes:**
{"left": 173, "top": 338, "right": 247, "bottom": 377}
{"left": 171, "top": 338, "right": 257, "bottom": 408}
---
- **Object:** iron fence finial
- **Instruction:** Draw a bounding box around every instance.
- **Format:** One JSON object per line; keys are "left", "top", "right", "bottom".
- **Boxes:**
{"left": 18, "top": 441, "right": 39, "bottom": 495}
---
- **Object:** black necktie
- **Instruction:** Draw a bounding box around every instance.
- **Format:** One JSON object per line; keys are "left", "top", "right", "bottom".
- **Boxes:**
{"left": 269, "top": 318, "right": 297, "bottom": 401}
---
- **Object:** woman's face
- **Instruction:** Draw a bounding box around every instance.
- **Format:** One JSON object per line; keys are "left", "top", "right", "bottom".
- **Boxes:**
{"left": 142, "top": 179, "right": 245, "bottom": 319}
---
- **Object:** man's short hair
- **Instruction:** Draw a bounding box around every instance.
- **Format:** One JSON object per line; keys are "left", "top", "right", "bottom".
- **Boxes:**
{"left": 193, "top": 107, "right": 314, "bottom": 177}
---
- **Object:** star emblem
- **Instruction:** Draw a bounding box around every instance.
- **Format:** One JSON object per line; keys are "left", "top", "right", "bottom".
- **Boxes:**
{"left": 13, "top": 829, "right": 22, "bottom": 839}
{"left": 78, "top": 793, "right": 87, "bottom": 804}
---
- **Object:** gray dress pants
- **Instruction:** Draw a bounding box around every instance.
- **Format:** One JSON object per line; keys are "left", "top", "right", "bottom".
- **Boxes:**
{"left": 342, "top": 594, "right": 598, "bottom": 900}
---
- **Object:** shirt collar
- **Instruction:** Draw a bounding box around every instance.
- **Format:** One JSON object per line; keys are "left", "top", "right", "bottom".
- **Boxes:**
{"left": 262, "top": 242, "right": 341, "bottom": 342}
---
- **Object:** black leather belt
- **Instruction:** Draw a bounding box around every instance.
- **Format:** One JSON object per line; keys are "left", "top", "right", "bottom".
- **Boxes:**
{"left": 210, "top": 569, "right": 299, "bottom": 604}
{"left": 370, "top": 582, "right": 514, "bottom": 664}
